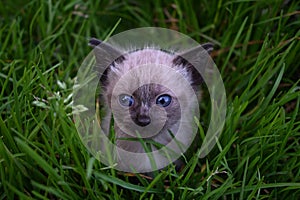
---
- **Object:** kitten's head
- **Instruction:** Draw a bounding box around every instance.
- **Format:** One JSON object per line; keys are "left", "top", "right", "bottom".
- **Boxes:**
{"left": 89, "top": 38, "right": 213, "bottom": 138}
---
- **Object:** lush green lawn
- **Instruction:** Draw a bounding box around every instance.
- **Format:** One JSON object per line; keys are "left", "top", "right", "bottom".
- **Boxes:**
{"left": 1, "top": 0, "right": 300, "bottom": 199}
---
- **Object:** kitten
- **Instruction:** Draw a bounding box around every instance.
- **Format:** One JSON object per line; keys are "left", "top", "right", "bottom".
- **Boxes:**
{"left": 89, "top": 38, "right": 213, "bottom": 171}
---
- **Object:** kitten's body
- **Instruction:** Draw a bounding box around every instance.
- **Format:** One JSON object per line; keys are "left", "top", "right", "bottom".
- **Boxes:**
{"left": 89, "top": 38, "right": 212, "bottom": 171}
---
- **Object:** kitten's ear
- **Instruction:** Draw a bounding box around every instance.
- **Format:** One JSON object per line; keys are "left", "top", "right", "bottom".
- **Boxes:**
{"left": 173, "top": 43, "right": 213, "bottom": 63}
{"left": 89, "top": 38, "right": 125, "bottom": 64}
{"left": 89, "top": 38, "right": 102, "bottom": 47}
{"left": 173, "top": 43, "right": 214, "bottom": 86}
{"left": 89, "top": 38, "right": 125, "bottom": 86}
{"left": 199, "top": 43, "right": 214, "bottom": 54}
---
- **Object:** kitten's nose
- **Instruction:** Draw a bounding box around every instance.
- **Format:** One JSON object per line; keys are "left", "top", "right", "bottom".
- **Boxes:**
{"left": 136, "top": 115, "right": 151, "bottom": 127}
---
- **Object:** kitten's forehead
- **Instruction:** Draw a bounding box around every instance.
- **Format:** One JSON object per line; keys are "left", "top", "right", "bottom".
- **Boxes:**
{"left": 133, "top": 84, "right": 171, "bottom": 97}
{"left": 111, "top": 48, "right": 190, "bottom": 83}
{"left": 117, "top": 49, "right": 174, "bottom": 73}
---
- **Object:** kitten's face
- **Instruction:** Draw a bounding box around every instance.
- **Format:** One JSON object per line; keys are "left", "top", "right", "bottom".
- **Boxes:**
{"left": 89, "top": 39, "right": 213, "bottom": 151}
{"left": 104, "top": 49, "right": 191, "bottom": 139}
{"left": 114, "top": 83, "right": 181, "bottom": 138}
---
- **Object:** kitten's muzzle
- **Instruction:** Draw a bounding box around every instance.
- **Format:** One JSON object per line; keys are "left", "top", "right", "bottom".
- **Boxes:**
{"left": 135, "top": 114, "right": 151, "bottom": 127}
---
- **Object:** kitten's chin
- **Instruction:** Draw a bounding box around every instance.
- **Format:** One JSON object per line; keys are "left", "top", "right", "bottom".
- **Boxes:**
{"left": 114, "top": 120, "right": 180, "bottom": 153}
{"left": 116, "top": 139, "right": 145, "bottom": 153}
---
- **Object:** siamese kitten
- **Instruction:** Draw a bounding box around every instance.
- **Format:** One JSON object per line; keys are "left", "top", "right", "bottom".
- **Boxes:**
{"left": 89, "top": 38, "right": 213, "bottom": 170}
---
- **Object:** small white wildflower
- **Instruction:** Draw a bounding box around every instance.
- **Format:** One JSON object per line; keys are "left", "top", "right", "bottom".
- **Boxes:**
{"left": 72, "top": 105, "right": 89, "bottom": 114}
{"left": 57, "top": 80, "right": 66, "bottom": 89}
{"left": 32, "top": 100, "right": 50, "bottom": 109}
{"left": 64, "top": 93, "right": 73, "bottom": 103}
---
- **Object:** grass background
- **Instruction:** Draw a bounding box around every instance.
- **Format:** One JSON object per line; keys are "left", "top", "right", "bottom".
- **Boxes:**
{"left": 0, "top": 0, "right": 300, "bottom": 199}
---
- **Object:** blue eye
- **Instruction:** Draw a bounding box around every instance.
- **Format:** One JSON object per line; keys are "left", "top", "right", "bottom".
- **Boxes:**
{"left": 156, "top": 94, "right": 172, "bottom": 107}
{"left": 119, "top": 94, "right": 134, "bottom": 107}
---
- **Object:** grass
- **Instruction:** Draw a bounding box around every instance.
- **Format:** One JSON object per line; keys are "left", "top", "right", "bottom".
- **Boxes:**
{"left": 0, "top": 0, "right": 300, "bottom": 199}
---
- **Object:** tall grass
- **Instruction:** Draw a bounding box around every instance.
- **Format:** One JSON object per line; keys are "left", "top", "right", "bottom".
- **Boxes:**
{"left": 0, "top": 0, "right": 299, "bottom": 199}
